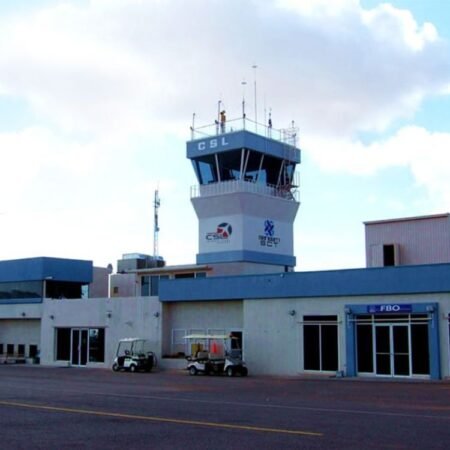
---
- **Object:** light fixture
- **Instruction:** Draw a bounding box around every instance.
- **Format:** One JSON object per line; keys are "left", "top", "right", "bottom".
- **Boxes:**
{"left": 49, "top": 314, "right": 55, "bottom": 320}
{"left": 106, "top": 311, "right": 112, "bottom": 319}
{"left": 21, "top": 312, "right": 26, "bottom": 317}
{"left": 288, "top": 309, "right": 296, "bottom": 316}
{"left": 153, "top": 312, "right": 160, "bottom": 318}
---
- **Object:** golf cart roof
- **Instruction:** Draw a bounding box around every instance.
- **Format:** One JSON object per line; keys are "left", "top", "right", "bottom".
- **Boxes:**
{"left": 118, "top": 338, "right": 149, "bottom": 342}
{"left": 184, "top": 334, "right": 235, "bottom": 340}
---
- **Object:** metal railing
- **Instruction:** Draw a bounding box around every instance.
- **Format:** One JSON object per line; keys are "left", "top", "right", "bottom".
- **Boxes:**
{"left": 190, "top": 175, "right": 300, "bottom": 203}
{"left": 190, "top": 116, "right": 299, "bottom": 148}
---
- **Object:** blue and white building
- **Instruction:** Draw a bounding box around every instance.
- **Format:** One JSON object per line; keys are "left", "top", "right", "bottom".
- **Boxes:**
{"left": 1, "top": 115, "right": 450, "bottom": 380}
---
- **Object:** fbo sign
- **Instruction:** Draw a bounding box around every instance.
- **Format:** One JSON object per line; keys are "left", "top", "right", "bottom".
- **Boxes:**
{"left": 367, "top": 304, "right": 412, "bottom": 313}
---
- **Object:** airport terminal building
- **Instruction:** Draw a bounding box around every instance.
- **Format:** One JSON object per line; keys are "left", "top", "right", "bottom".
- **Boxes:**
{"left": 1, "top": 117, "right": 450, "bottom": 380}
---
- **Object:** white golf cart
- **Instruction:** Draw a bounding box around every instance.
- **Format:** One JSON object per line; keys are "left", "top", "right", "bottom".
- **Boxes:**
{"left": 184, "top": 333, "right": 248, "bottom": 377}
{"left": 112, "top": 338, "right": 156, "bottom": 373}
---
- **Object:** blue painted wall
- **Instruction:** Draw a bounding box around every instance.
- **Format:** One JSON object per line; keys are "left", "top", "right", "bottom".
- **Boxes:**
{"left": 187, "top": 129, "right": 301, "bottom": 162}
{"left": 159, "top": 263, "right": 450, "bottom": 302}
{"left": 197, "top": 250, "right": 296, "bottom": 267}
{"left": 0, "top": 257, "right": 93, "bottom": 283}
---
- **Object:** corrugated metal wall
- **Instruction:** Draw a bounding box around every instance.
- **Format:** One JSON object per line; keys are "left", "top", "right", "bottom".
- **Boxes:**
{"left": 365, "top": 215, "right": 450, "bottom": 267}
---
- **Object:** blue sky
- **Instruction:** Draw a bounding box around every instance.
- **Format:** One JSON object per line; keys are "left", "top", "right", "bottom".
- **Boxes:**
{"left": 0, "top": 0, "right": 449, "bottom": 271}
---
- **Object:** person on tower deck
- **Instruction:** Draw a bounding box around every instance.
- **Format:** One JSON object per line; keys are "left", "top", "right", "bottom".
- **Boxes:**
{"left": 268, "top": 116, "right": 272, "bottom": 137}
{"left": 220, "top": 110, "right": 226, "bottom": 133}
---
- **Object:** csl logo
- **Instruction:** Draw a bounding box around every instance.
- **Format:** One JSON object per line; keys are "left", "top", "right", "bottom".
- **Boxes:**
{"left": 206, "top": 222, "right": 232, "bottom": 241}
{"left": 197, "top": 137, "right": 229, "bottom": 151}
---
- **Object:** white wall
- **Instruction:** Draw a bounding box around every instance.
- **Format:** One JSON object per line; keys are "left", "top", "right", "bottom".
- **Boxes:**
{"left": 40, "top": 297, "right": 162, "bottom": 368}
{"left": 161, "top": 301, "right": 243, "bottom": 356}
{"left": 244, "top": 297, "right": 345, "bottom": 375}
{"left": 0, "top": 319, "right": 41, "bottom": 355}
{"left": 0, "top": 303, "right": 42, "bottom": 320}
{"left": 109, "top": 273, "right": 138, "bottom": 298}
{"left": 244, "top": 294, "right": 450, "bottom": 377}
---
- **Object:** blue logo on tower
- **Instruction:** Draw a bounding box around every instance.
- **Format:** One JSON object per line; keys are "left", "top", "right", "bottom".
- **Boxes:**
{"left": 259, "top": 219, "right": 280, "bottom": 248}
{"left": 206, "top": 222, "right": 232, "bottom": 242}
{"left": 264, "top": 220, "right": 275, "bottom": 237}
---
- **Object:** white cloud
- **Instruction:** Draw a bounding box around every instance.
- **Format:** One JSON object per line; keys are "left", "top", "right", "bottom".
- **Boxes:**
{"left": 362, "top": 3, "right": 438, "bottom": 51}
{"left": 304, "top": 125, "right": 450, "bottom": 209}
{"left": 0, "top": 0, "right": 449, "bottom": 137}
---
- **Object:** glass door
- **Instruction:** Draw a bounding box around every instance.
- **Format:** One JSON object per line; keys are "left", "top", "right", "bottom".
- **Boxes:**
{"left": 375, "top": 324, "right": 410, "bottom": 377}
{"left": 392, "top": 325, "right": 410, "bottom": 376}
{"left": 71, "top": 328, "right": 89, "bottom": 366}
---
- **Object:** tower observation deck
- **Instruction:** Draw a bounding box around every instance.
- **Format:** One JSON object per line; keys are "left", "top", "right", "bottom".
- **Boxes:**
{"left": 187, "top": 115, "right": 301, "bottom": 274}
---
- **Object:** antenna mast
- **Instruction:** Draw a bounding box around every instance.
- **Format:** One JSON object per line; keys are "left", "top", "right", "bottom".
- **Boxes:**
{"left": 252, "top": 64, "right": 258, "bottom": 132}
{"left": 153, "top": 189, "right": 160, "bottom": 258}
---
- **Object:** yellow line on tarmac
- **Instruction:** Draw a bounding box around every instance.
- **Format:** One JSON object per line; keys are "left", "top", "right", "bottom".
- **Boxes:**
{"left": 0, "top": 400, "right": 322, "bottom": 437}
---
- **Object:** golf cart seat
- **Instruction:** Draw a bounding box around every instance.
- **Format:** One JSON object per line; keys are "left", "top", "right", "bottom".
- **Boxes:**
{"left": 196, "top": 351, "right": 209, "bottom": 360}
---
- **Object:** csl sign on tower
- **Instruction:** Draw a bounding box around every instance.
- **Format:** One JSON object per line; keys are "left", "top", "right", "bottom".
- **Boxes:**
{"left": 197, "top": 137, "right": 229, "bottom": 151}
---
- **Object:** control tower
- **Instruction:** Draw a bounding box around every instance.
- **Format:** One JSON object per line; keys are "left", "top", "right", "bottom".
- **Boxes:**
{"left": 187, "top": 115, "right": 300, "bottom": 275}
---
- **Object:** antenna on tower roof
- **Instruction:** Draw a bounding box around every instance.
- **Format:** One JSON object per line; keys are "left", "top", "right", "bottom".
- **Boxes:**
{"left": 252, "top": 64, "right": 258, "bottom": 132}
{"left": 153, "top": 189, "right": 160, "bottom": 258}
{"left": 241, "top": 79, "right": 247, "bottom": 119}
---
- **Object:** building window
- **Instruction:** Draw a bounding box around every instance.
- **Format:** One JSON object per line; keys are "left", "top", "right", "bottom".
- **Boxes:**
{"left": 141, "top": 275, "right": 170, "bottom": 297}
{"left": 81, "top": 285, "right": 89, "bottom": 299}
{"left": 171, "top": 329, "right": 187, "bottom": 356}
{"left": 195, "top": 272, "right": 207, "bottom": 278}
{"left": 229, "top": 331, "right": 243, "bottom": 357}
{"left": 17, "top": 345, "right": 25, "bottom": 357}
{"left": 150, "top": 276, "right": 160, "bottom": 296}
{"left": 0, "top": 343, "right": 3, "bottom": 355}
{"left": 303, "top": 316, "right": 338, "bottom": 372}
{"left": 356, "top": 323, "right": 373, "bottom": 373}
{"left": 56, "top": 327, "right": 105, "bottom": 363}
{"left": 383, "top": 244, "right": 396, "bottom": 266}
{"left": 174, "top": 273, "right": 195, "bottom": 279}
{"left": 7, "top": 344, "right": 14, "bottom": 356}
{"left": 89, "top": 328, "right": 105, "bottom": 362}
{"left": 89, "top": 329, "right": 105, "bottom": 363}
{"left": 141, "top": 277, "right": 149, "bottom": 296}
{"left": 355, "top": 314, "right": 429, "bottom": 377}
{"left": 29, "top": 345, "right": 38, "bottom": 358}
{"left": 0, "top": 281, "right": 42, "bottom": 299}
{"left": 56, "top": 328, "right": 71, "bottom": 361}
{"left": 45, "top": 281, "right": 83, "bottom": 299}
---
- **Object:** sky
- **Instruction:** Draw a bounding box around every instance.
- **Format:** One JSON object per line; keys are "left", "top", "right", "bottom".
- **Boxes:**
{"left": 0, "top": 0, "right": 450, "bottom": 272}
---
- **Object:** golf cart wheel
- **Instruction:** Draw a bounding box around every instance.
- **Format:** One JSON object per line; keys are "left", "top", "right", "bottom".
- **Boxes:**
{"left": 226, "top": 366, "right": 234, "bottom": 377}
{"left": 112, "top": 363, "right": 119, "bottom": 372}
{"left": 189, "top": 366, "right": 197, "bottom": 376}
{"left": 129, "top": 364, "right": 137, "bottom": 373}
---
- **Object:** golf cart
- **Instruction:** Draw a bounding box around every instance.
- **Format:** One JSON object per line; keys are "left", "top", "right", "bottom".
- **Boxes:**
{"left": 185, "top": 333, "right": 248, "bottom": 377}
{"left": 112, "top": 338, "right": 156, "bottom": 373}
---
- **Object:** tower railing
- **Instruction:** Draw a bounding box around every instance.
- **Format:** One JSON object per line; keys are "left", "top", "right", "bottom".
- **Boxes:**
{"left": 190, "top": 174, "right": 300, "bottom": 203}
{"left": 190, "top": 116, "right": 299, "bottom": 149}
